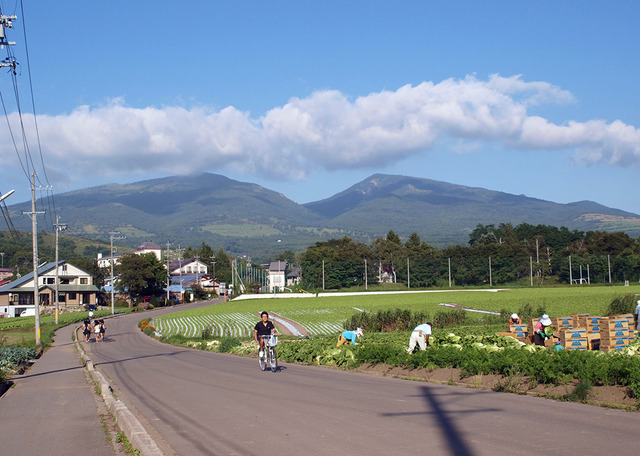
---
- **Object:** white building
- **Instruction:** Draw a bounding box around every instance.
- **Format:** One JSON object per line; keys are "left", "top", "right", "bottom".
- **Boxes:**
{"left": 0, "top": 261, "right": 99, "bottom": 317}
{"left": 267, "top": 261, "right": 287, "bottom": 292}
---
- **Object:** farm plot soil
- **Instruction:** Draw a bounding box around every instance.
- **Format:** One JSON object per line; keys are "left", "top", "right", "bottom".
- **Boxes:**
{"left": 353, "top": 363, "right": 638, "bottom": 410}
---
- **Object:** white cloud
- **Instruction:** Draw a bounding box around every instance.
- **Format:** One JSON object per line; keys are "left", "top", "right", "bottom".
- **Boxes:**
{"left": 2, "top": 75, "right": 639, "bottom": 184}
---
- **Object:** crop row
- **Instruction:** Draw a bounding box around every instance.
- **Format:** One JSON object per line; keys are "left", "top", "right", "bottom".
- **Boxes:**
{"left": 153, "top": 312, "right": 257, "bottom": 338}
{"left": 154, "top": 310, "right": 346, "bottom": 338}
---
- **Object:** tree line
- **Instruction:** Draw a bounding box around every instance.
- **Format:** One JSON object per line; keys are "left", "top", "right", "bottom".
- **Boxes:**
{"left": 296, "top": 223, "right": 640, "bottom": 289}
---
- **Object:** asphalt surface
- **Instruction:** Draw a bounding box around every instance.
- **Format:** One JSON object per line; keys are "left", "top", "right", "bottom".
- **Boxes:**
{"left": 85, "top": 300, "right": 640, "bottom": 456}
{"left": 3, "top": 299, "right": 640, "bottom": 456}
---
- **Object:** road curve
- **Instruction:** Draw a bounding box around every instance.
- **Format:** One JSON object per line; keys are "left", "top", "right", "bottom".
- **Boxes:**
{"left": 86, "top": 300, "right": 640, "bottom": 456}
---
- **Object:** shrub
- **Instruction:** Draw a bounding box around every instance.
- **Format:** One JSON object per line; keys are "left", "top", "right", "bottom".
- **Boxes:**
{"left": 143, "top": 325, "right": 156, "bottom": 336}
{"left": 201, "top": 325, "right": 213, "bottom": 339}
{"left": 605, "top": 294, "right": 638, "bottom": 316}
{"left": 432, "top": 309, "right": 466, "bottom": 328}
{"left": 138, "top": 319, "right": 150, "bottom": 329}
{"left": 218, "top": 337, "right": 241, "bottom": 353}
{"left": 344, "top": 308, "right": 430, "bottom": 332}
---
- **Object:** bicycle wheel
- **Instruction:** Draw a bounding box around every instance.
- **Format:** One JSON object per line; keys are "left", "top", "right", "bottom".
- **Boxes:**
{"left": 269, "top": 347, "right": 277, "bottom": 372}
{"left": 258, "top": 349, "right": 267, "bottom": 371}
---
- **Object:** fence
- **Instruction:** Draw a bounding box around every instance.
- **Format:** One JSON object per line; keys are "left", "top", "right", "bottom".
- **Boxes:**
{"left": 300, "top": 254, "right": 640, "bottom": 289}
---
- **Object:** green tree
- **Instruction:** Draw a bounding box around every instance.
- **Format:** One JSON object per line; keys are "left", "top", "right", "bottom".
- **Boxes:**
{"left": 116, "top": 253, "right": 166, "bottom": 302}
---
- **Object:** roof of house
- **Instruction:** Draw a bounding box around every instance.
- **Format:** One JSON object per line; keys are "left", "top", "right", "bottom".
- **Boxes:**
{"left": 0, "top": 262, "right": 58, "bottom": 292}
{"left": 168, "top": 258, "right": 204, "bottom": 271}
{"left": 268, "top": 261, "right": 287, "bottom": 272}
{"left": 0, "top": 261, "right": 92, "bottom": 293}
{"left": 137, "top": 241, "right": 162, "bottom": 250}
{"left": 286, "top": 267, "right": 300, "bottom": 278}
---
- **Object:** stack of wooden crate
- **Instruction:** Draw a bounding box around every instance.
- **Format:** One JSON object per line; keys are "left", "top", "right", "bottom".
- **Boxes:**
{"left": 558, "top": 327, "right": 588, "bottom": 350}
{"left": 599, "top": 317, "right": 633, "bottom": 352}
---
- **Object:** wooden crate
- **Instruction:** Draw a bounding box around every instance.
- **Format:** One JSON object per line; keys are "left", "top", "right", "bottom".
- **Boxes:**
{"left": 601, "top": 319, "right": 628, "bottom": 331}
{"left": 600, "top": 328, "right": 632, "bottom": 339}
{"left": 578, "top": 316, "right": 602, "bottom": 327}
{"left": 563, "top": 339, "right": 588, "bottom": 350}
{"left": 571, "top": 313, "right": 589, "bottom": 326}
{"left": 600, "top": 337, "right": 631, "bottom": 348}
{"left": 506, "top": 324, "right": 528, "bottom": 333}
{"left": 559, "top": 328, "right": 588, "bottom": 340}
{"left": 552, "top": 316, "right": 573, "bottom": 329}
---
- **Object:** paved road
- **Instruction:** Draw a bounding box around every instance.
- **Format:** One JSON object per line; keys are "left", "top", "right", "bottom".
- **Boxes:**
{"left": 86, "top": 300, "right": 640, "bottom": 456}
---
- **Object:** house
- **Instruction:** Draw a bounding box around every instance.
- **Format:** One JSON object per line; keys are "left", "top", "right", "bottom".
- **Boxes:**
{"left": 0, "top": 261, "right": 99, "bottom": 317}
{"left": 96, "top": 252, "right": 124, "bottom": 269}
{"left": 96, "top": 241, "right": 163, "bottom": 268}
{"left": 168, "top": 258, "right": 208, "bottom": 276}
{"left": 136, "top": 241, "right": 163, "bottom": 261}
{"left": 286, "top": 267, "right": 301, "bottom": 287}
{"left": 0, "top": 267, "right": 12, "bottom": 281}
{"left": 267, "top": 261, "right": 287, "bottom": 292}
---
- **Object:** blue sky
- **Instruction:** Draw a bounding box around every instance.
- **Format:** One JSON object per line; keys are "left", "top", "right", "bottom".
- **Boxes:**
{"left": 1, "top": 1, "right": 639, "bottom": 218}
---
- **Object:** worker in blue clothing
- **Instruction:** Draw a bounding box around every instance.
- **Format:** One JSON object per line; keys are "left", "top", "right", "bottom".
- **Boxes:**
{"left": 337, "top": 328, "right": 363, "bottom": 346}
{"left": 407, "top": 322, "right": 432, "bottom": 353}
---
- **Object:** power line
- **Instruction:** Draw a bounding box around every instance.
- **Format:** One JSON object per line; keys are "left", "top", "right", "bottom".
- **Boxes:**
{"left": 19, "top": 0, "right": 57, "bottom": 228}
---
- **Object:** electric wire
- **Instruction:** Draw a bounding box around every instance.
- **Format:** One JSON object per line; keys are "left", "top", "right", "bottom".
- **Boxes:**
{"left": 19, "top": 0, "right": 56, "bottom": 229}
{"left": 0, "top": 2, "right": 56, "bottom": 233}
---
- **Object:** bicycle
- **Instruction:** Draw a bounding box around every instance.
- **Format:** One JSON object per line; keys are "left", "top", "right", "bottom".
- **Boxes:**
{"left": 258, "top": 334, "right": 278, "bottom": 372}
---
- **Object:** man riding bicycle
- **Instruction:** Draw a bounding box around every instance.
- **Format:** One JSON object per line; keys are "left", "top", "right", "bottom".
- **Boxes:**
{"left": 254, "top": 311, "right": 279, "bottom": 357}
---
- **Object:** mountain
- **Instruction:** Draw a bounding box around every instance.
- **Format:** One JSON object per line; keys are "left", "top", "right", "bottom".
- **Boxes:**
{"left": 304, "top": 174, "right": 640, "bottom": 245}
{"left": 6, "top": 173, "right": 640, "bottom": 260}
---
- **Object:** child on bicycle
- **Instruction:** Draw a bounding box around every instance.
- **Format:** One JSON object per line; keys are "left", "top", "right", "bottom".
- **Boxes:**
{"left": 254, "top": 311, "right": 279, "bottom": 357}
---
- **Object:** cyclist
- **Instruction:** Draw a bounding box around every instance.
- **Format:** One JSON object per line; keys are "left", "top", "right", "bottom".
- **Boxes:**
{"left": 254, "top": 311, "right": 279, "bottom": 357}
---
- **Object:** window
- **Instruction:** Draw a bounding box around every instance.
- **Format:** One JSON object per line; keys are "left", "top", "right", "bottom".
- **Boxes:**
{"left": 68, "top": 292, "right": 76, "bottom": 300}
{"left": 62, "top": 264, "right": 68, "bottom": 272}
{"left": 61, "top": 279, "right": 70, "bottom": 285}
{"left": 47, "top": 277, "right": 55, "bottom": 284}
{"left": 80, "top": 278, "right": 88, "bottom": 285}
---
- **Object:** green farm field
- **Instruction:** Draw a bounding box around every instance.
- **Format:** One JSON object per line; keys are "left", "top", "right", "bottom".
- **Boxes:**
{"left": 152, "top": 284, "right": 640, "bottom": 338}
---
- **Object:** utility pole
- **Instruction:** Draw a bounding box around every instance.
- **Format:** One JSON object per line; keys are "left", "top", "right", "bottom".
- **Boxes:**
{"left": 0, "top": 14, "right": 17, "bottom": 52}
{"left": 23, "top": 173, "right": 45, "bottom": 345}
{"left": 165, "top": 241, "right": 172, "bottom": 303}
{"left": 177, "top": 245, "right": 185, "bottom": 303}
{"left": 109, "top": 231, "right": 126, "bottom": 314}
{"left": 54, "top": 216, "right": 67, "bottom": 324}
{"left": 194, "top": 254, "right": 200, "bottom": 290}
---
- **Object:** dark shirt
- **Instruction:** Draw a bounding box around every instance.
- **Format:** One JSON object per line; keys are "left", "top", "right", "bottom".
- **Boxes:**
{"left": 254, "top": 320, "right": 275, "bottom": 337}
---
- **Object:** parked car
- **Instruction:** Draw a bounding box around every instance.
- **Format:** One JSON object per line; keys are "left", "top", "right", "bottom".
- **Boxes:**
{"left": 85, "top": 304, "right": 98, "bottom": 311}
{"left": 20, "top": 308, "right": 35, "bottom": 317}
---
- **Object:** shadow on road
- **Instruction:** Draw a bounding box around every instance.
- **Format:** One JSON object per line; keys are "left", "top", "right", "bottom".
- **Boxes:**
{"left": 383, "top": 384, "right": 499, "bottom": 456}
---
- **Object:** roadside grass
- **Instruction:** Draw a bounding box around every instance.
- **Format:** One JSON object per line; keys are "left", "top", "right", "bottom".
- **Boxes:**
{"left": 0, "top": 309, "right": 115, "bottom": 348}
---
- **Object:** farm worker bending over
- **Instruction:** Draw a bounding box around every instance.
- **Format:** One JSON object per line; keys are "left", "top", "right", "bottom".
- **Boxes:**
{"left": 337, "top": 328, "right": 363, "bottom": 347}
{"left": 634, "top": 300, "right": 640, "bottom": 331}
{"left": 533, "top": 314, "right": 552, "bottom": 346}
{"left": 509, "top": 313, "right": 522, "bottom": 325}
{"left": 254, "top": 311, "right": 279, "bottom": 358}
{"left": 407, "top": 322, "right": 432, "bottom": 353}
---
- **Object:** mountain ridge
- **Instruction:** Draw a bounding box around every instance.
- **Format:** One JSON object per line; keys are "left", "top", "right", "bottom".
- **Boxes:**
{"left": 6, "top": 172, "right": 640, "bottom": 260}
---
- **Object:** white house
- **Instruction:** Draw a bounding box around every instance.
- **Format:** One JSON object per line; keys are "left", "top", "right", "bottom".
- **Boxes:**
{"left": 168, "top": 258, "right": 209, "bottom": 276}
{"left": 267, "top": 261, "right": 287, "bottom": 292}
{"left": 0, "top": 261, "right": 99, "bottom": 317}
{"left": 96, "top": 241, "right": 163, "bottom": 268}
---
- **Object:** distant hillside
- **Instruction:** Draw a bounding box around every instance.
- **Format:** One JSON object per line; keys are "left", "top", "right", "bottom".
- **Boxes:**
{"left": 303, "top": 174, "right": 640, "bottom": 245}
{"left": 7, "top": 173, "right": 640, "bottom": 261}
